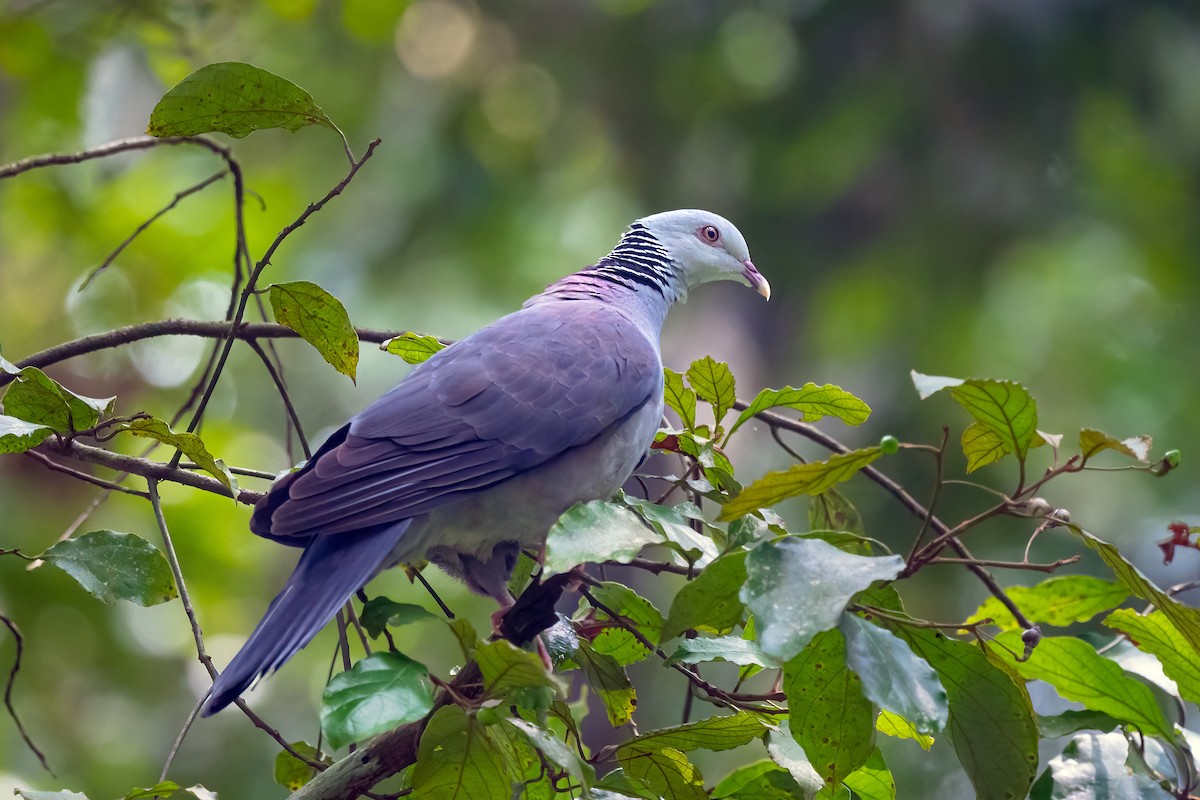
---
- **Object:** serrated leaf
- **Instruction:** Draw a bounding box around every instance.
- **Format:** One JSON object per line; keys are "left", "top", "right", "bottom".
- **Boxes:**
{"left": 666, "top": 635, "right": 769, "bottom": 668}
{"left": 476, "top": 640, "right": 561, "bottom": 701}
{"left": 273, "top": 741, "right": 331, "bottom": 791}
{"left": 0, "top": 414, "right": 54, "bottom": 454}
{"left": 966, "top": 575, "right": 1129, "bottom": 631}
{"left": 950, "top": 379, "right": 1038, "bottom": 460}
{"left": 1067, "top": 524, "right": 1200, "bottom": 659}
{"left": 1103, "top": 609, "right": 1200, "bottom": 705}
{"left": 843, "top": 747, "right": 896, "bottom": 800}
{"left": 809, "top": 487, "right": 865, "bottom": 535}
{"left": 664, "top": 368, "right": 698, "bottom": 430}
{"left": 686, "top": 356, "right": 736, "bottom": 427}
{"left": 839, "top": 614, "right": 948, "bottom": 733}
{"left": 991, "top": 632, "right": 1172, "bottom": 739}
{"left": 662, "top": 550, "right": 747, "bottom": 641}
{"left": 543, "top": 500, "right": 662, "bottom": 577}
{"left": 719, "top": 447, "right": 884, "bottom": 521}
{"left": 412, "top": 705, "right": 511, "bottom": 800}
{"left": 616, "top": 712, "right": 768, "bottom": 756}
{"left": 1079, "top": 428, "right": 1152, "bottom": 463}
{"left": 119, "top": 416, "right": 234, "bottom": 491}
{"left": 784, "top": 628, "right": 876, "bottom": 785}
{"left": 586, "top": 581, "right": 664, "bottom": 666}
{"left": 269, "top": 281, "right": 359, "bottom": 382}
{"left": 359, "top": 597, "right": 439, "bottom": 638}
{"left": 889, "top": 626, "right": 1039, "bottom": 800}
{"left": 729, "top": 383, "right": 872, "bottom": 436}
{"left": 742, "top": 538, "right": 903, "bottom": 662}
{"left": 382, "top": 332, "right": 446, "bottom": 364}
{"left": 875, "top": 709, "right": 934, "bottom": 750}
{"left": 962, "top": 421, "right": 1010, "bottom": 472}
{"left": 320, "top": 651, "right": 433, "bottom": 750}
{"left": 617, "top": 746, "right": 708, "bottom": 800}
{"left": 147, "top": 62, "right": 338, "bottom": 138}
{"left": 41, "top": 530, "right": 178, "bottom": 606}
{"left": 575, "top": 641, "right": 636, "bottom": 727}
{"left": 1034, "top": 732, "right": 1172, "bottom": 799}
{"left": 1037, "top": 709, "right": 1123, "bottom": 738}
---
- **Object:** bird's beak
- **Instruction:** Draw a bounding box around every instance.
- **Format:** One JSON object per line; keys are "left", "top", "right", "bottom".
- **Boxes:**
{"left": 742, "top": 259, "right": 771, "bottom": 300}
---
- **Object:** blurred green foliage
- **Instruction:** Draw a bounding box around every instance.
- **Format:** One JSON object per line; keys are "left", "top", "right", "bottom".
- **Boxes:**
{"left": 1, "top": 1, "right": 1199, "bottom": 797}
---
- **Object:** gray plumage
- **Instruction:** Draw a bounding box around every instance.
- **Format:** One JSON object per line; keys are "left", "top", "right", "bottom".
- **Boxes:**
{"left": 202, "top": 209, "right": 768, "bottom": 715}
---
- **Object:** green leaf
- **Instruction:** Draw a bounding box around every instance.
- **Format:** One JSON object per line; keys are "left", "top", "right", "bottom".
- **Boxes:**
{"left": 666, "top": 635, "right": 769, "bottom": 668}
{"left": 576, "top": 641, "right": 637, "bottom": 727}
{"left": 0, "top": 414, "right": 54, "bottom": 454}
{"left": 889, "top": 626, "right": 1039, "bottom": 800}
{"left": 119, "top": 417, "right": 235, "bottom": 491}
{"left": 504, "top": 717, "right": 594, "bottom": 790}
{"left": 593, "top": 767, "right": 660, "bottom": 799}
{"left": 843, "top": 747, "right": 896, "bottom": 800}
{"left": 1079, "top": 428, "right": 1152, "bottom": 463}
{"left": 586, "top": 581, "right": 664, "bottom": 666}
{"left": 269, "top": 281, "right": 359, "bottom": 382}
{"left": 966, "top": 575, "right": 1130, "bottom": 631}
{"left": 1068, "top": 524, "right": 1200, "bottom": 659}
{"left": 617, "top": 746, "right": 708, "bottom": 800}
{"left": 412, "top": 705, "right": 511, "bottom": 800}
{"left": 382, "top": 332, "right": 447, "bottom": 364}
{"left": 742, "top": 538, "right": 903, "bottom": 662}
{"left": 839, "top": 614, "right": 948, "bottom": 733}
{"left": 729, "top": 383, "right": 872, "bottom": 436}
{"left": 950, "top": 380, "right": 1038, "bottom": 460}
{"left": 764, "top": 720, "right": 826, "bottom": 796}
{"left": 273, "top": 741, "right": 331, "bottom": 791}
{"left": 686, "top": 356, "right": 736, "bottom": 427}
{"left": 808, "top": 487, "right": 865, "bottom": 535}
{"left": 784, "top": 628, "right": 876, "bottom": 786}
{"left": 146, "top": 62, "right": 339, "bottom": 139}
{"left": 1033, "top": 732, "right": 1172, "bottom": 799}
{"left": 2, "top": 366, "right": 112, "bottom": 432}
{"left": 664, "top": 368, "right": 698, "bottom": 430}
{"left": 662, "top": 550, "right": 747, "bottom": 641}
{"left": 619, "top": 494, "right": 720, "bottom": 568}
{"left": 120, "top": 783, "right": 215, "bottom": 800}
{"left": 616, "top": 712, "right": 768, "bottom": 756}
{"left": 543, "top": 500, "right": 662, "bottom": 577}
{"left": 476, "top": 640, "right": 561, "bottom": 700}
{"left": 991, "top": 632, "right": 1172, "bottom": 739}
{"left": 41, "top": 530, "right": 177, "bottom": 606}
{"left": 961, "top": 421, "right": 1009, "bottom": 472}
{"left": 1037, "top": 710, "right": 1123, "bottom": 738}
{"left": 359, "top": 597, "right": 439, "bottom": 638}
{"left": 875, "top": 709, "right": 934, "bottom": 750}
{"left": 712, "top": 761, "right": 804, "bottom": 800}
{"left": 320, "top": 652, "right": 433, "bottom": 750}
{"left": 1103, "top": 609, "right": 1200, "bottom": 705}
{"left": 720, "top": 447, "right": 884, "bottom": 521}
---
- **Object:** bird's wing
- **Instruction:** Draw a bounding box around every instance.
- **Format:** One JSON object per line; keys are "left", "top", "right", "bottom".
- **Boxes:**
{"left": 254, "top": 303, "right": 661, "bottom": 540}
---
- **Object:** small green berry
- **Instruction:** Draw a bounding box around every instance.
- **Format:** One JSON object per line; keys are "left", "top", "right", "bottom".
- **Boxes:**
{"left": 476, "top": 705, "right": 501, "bottom": 725}
{"left": 1165, "top": 449, "right": 1182, "bottom": 469}
{"left": 879, "top": 435, "right": 900, "bottom": 455}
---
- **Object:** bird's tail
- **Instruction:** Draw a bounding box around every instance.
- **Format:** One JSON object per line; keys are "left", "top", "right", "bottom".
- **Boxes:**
{"left": 201, "top": 520, "right": 410, "bottom": 716}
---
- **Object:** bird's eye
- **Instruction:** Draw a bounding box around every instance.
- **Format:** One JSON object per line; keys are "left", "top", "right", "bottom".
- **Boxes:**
{"left": 699, "top": 225, "right": 721, "bottom": 244}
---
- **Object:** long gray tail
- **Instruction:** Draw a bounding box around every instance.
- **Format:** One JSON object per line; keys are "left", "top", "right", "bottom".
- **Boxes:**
{"left": 201, "top": 521, "right": 409, "bottom": 716}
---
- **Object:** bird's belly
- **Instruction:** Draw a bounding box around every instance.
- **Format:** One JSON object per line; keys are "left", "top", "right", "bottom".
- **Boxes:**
{"left": 398, "top": 397, "right": 663, "bottom": 567}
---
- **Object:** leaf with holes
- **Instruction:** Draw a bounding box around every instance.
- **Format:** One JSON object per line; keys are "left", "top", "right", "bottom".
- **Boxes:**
{"left": 382, "top": 332, "right": 446, "bottom": 364}
{"left": 730, "top": 383, "right": 872, "bottom": 436}
{"left": 269, "top": 281, "right": 359, "bottom": 382}
{"left": 719, "top": 447, "right": 884, "bottom": 521}
{"left": 147, "top": 62, "right": 339, "bottom": 138}
{"left": 41, "top": 530, "right": 178, "bottom": 606}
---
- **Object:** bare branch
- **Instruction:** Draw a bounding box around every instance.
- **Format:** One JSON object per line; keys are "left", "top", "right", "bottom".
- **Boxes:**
{"left": 1, "top": 612, "right": 52, "bottom": 774}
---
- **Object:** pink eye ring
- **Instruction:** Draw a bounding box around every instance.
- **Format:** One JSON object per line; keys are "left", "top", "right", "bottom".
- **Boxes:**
{"left": 698, "top": 225, "right": 720, "bottom": 244}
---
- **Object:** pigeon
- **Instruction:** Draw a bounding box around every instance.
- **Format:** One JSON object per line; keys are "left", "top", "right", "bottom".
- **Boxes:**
{"left": 201, "top": 209, "right": 769, "bottom": 715}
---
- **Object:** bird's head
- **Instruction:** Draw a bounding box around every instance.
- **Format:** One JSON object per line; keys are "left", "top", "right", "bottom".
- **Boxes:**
{"left": 637, "top": 209, "right": 770, "bottom": 300}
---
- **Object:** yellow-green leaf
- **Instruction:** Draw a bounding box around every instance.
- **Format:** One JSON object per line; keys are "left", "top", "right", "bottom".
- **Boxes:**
{"left": 1103, "top": 609, "right": 1200, "bottom": 705}
{"left": 663, "top": 368, "right": 697, "bottom": 430}
{"left": 950, "top": 380, "right": 1038, "bottom": 460}
{"left": 966, "top": 575, "right": 1129, "bottom": 631}
{"left": 120, "top": 417, "right": 235, "bottom": 491}
{"left": 961, "top": 421, "right": 1009, "bottom": 472}
{"left": 269, "top": 281, "right": 359, "bottom": 382}
{"left": 1079, "top": 428, "right": 1152, "bottom": 463}
{"left": 686, "top": 356, "right": 736, "bottom": 426}
{"left": 730, "top": 383, "right": 872, "bottom": 436}
{"left": 382, "top": 332, "right": 446, "bottom": 364}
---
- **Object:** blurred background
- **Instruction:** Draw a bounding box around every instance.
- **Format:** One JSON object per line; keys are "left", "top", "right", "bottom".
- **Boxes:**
{"left": 1, "top": 0, "right": 1198, "bottom": 796}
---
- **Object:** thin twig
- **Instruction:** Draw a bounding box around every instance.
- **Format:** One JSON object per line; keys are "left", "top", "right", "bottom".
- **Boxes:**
{"left": 1, "top": 612, "right": 52, "bottom": 774}
{"left": 23, "top": 450, "right": 150, "bottom": 498}
{"left": 148, "top": 481, "right": 215, "bottom": 677}
{"left": 906, "top": 427, "right": 948, "bottom": 562}
{"left": 160, "top": 697, "right": 204, "bottom": 782}
{"left": 411, "top": 569, "right": 455, "bottom": 619}
{"left": 247, "top": 338, "right": 312, "bottom": 459}
{"left": 80, "top": 169, "right": 228, "bottom": 291}
{"left": 926, "top": 555, "right": 1081, "bottom": 572}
